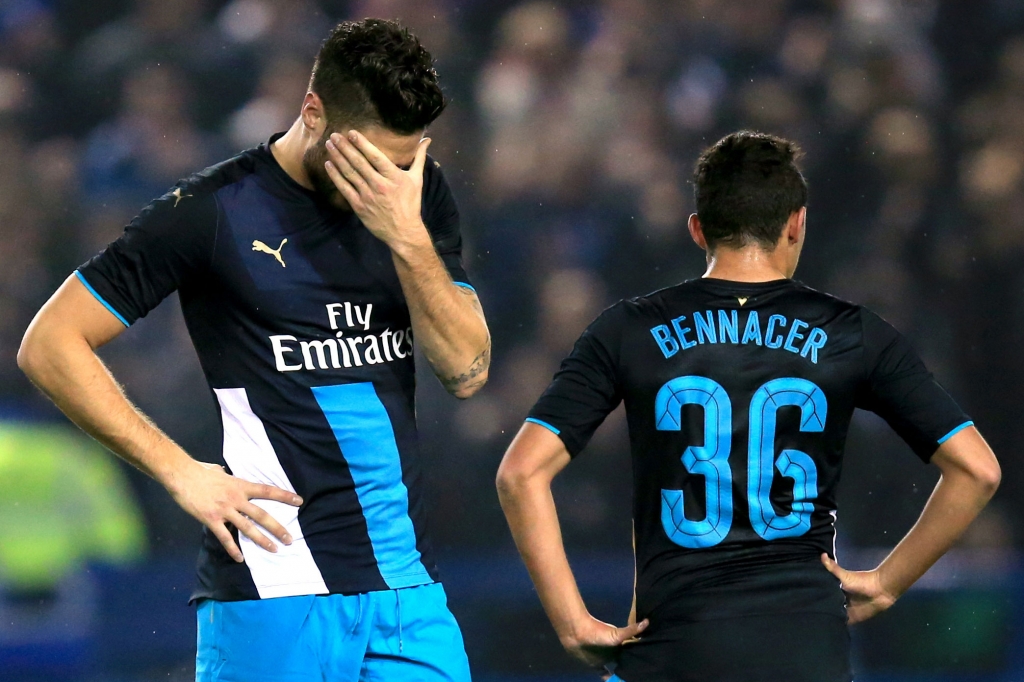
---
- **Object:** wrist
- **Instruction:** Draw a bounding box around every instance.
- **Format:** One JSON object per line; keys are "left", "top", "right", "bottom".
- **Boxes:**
{"left": 154, "top": 449, "right": 200, "bottom": 497}
{"left": 555, "top": 609, "right": 595, "bottom": 646}
{"left": 872, "top": 565, "right": 903, "bottom": 604}
{"left": 387, "top": 221, "right": 433, "bottom": 261}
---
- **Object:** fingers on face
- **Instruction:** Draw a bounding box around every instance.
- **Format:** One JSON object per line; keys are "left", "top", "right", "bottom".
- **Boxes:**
{"left": 326, "top": 140, "right": 371, "bottom": 193}
{"left": 324, "top": 160, "right": 363, "bottom": 208}
{"left": 411, "top": 137, "right": 431, "bottom": 175}
{"left": 334, "top": 135, "right": 382, "bottom": 186}
{"left": 346, "top": 130, "right": 394, "bottom": 176}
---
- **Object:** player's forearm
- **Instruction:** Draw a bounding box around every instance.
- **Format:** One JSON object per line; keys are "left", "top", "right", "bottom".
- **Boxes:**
{"left": 497, "top": 473, "right": 590, "bottom": 643}
{"left": 876, "top": 466, "right": 999, "bottom": 599}
{"left": 18, "top": 325, "right": 195, "bottom": 488}
{"left": 390, "top": 233, "right": 490, "bottom": 398}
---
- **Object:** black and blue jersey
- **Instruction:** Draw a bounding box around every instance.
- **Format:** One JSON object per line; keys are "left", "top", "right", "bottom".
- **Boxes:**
{"left": 77, "top": 134, "right": 473, "bottom": 602}
{"left": 528, "top": 278, "right": 972, "bottom": 625}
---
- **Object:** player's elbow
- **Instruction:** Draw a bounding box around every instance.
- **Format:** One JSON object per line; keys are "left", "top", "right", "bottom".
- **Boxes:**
{"left": 973, "top": 456, "right": 1001, "bottom": 498}
{"left": 450, "top": 368, "right": 488, "bottom": 399}
{"left": 495, "top": 459, "right": 517, "bottom": 496}
{"left": 18, "top": 313, "right": 79, "bottom": 386}
{"left": 946, "top": 450, "right": 1002, "bottom": 500}
{"left": 495, "top": 454, "right": 532, "bottom": 499}
{"left": 17, "top": 325, "right": 47, "bottom": 380}
{"left": 444, "top": 343, "right": 490, "bottom": 399}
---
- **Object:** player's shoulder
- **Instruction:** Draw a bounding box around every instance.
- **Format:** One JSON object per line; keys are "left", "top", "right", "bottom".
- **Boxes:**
{"left": 178, "top": 145, "right": 265, "bottom": 198}
{"left": 785, "top": 283, "right": 910, "bottom": 357}
{"left": 788, "top": 282, "right": 897, "bottom": 330}
{"left": 579, "top": 285, "right": 691, "bottom": 342}
{"left": 788, "top": 280, "right": 865, "bottom": 313}
{"left": 140, "top": 146, "right": 267, "bottom": 221}
{"left": 587, "top": 282, "right": 698, "bottom": 331}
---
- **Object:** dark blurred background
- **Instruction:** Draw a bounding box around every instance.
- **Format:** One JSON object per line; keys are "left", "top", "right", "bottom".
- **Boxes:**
{"left": 1, "top": 0, "right": 1022, "bottom": 680}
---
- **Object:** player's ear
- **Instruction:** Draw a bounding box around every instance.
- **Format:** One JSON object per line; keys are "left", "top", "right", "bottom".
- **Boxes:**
{"left": 786, "top": 207, "right": 806, "bottom": 245}
{"left": 687, "top": 213, "right": 708, "bottom": 250}
{"left": 300, "top": 92, "right": 327, "bottom": 135}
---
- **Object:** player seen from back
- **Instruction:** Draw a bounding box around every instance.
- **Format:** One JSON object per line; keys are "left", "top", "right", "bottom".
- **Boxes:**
{"left": 19, "top": 18, "right": 489, "bottom": 682}
{"left": 496, "top": 131, "right": 1000, "bottom": 682}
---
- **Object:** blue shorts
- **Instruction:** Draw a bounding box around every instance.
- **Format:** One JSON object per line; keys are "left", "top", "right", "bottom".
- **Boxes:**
{"left": 196, "top": 583, "right": 471, "bottom": 682}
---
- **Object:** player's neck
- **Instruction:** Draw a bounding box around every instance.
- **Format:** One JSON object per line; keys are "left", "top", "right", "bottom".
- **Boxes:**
{"left": 271, "top": 118, "right": 316, "bottom": 191}
{"left": 702, "top": 246, "right": 792, "bottom": 283}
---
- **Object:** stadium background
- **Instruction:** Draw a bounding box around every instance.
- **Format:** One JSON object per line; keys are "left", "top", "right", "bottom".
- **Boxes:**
{"left": 1, "top": 0, "right": 1022, "bottom": 679}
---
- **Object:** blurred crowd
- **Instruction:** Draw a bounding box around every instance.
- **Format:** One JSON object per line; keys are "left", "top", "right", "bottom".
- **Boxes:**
{"left": 1, "top": 0, "right": 1022, "bottom": 561}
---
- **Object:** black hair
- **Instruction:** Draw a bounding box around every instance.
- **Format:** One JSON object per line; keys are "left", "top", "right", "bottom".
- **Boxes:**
{"left": 309, "top": 18, "right": 446, "bottom": 134}
{"left": 693, "top": 131, "right": 808, "bottom": 251}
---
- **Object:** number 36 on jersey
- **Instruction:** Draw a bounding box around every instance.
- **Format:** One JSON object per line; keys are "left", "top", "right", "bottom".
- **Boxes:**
{"left": 656, "top": 376, "right": 827, "bottom": 549}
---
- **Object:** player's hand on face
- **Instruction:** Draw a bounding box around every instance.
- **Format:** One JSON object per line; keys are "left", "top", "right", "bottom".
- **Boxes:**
{"left": 324, "top": 130, "right": 431, "bottom": 250}
{"left": 560, "top": 615, "right": 648, "bottom": 669}
{"left": 168, "top": 460, "right": 303, "bottom": 563}
{"left": 821, "top": 553, "right": 898, "bottom": 624}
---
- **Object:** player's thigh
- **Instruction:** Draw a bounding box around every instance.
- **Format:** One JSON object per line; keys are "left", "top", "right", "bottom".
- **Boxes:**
{"left": 615, "top": 612, "right": 851, "bottom": 682}
{"left": 358, "top": 584, "right": 471, "bottom": 682}
{"left": 196, "top": 596, "right": 321, "bottom": 682}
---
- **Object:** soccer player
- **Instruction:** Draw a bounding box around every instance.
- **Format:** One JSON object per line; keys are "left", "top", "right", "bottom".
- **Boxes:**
{"left": 496, "top": 132, "right": 1000, "bottom": 682}
{"left": 18, "top": 19, "right": 489, "bottom": 682}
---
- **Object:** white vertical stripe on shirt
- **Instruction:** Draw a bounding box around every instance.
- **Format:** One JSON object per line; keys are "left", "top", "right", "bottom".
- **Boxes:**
{"left": 214, "top": 387, "right": 329, "bottom": 599}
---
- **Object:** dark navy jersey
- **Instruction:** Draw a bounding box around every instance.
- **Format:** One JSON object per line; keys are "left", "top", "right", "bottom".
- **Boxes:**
{"left": 528, "top": 278, "right": 971, "bottom": 624}
{"left": 77, "top": 134, "right": 473, "bottom": 602}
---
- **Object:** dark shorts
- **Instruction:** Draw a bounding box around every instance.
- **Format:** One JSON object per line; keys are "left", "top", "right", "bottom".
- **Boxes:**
{"left": 613, "top": 612, "right": 851, "bottom": 682}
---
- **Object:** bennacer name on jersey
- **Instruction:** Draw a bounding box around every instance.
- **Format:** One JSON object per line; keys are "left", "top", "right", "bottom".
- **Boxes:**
{"left": 651, "top": 308, "right": 828, "bottom": 363}
{"left": 269, "top": 302, "right": 413, "bottom": 372}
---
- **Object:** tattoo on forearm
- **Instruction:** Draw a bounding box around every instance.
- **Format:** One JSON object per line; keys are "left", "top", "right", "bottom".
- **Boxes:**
{"left": 441, "top": 346, "right": 491, "bottom": 393}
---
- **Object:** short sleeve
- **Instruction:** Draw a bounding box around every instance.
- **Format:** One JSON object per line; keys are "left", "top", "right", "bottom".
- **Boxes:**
{"left": 856, "top": 308, "right": 973, "bottom": 462}
{"left": 421, "top": 158, "right": 472, "bottom": 291}
{"left": 76, "top": 184, "right": 218, "bottom": 326}
{"left": 527, "top": 305, "right": 625, "bottom": 456}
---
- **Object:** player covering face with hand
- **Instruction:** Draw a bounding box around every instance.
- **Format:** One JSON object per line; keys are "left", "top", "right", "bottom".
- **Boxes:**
{"left": 20, "top": 18, "right": 489, "bottom": 682}
{"left": 497, "top": 131, "right": 1000, "bottom": 682}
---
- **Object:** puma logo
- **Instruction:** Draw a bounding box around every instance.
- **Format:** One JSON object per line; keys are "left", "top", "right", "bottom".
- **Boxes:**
{"left": 252, "top": 239, "right": 288, "bottom": 267}
{"left": 171, "top": 188, "right": 192, "bottom": 207}
{"left": 737, "top": 297, "right": 749, "bottom": 306}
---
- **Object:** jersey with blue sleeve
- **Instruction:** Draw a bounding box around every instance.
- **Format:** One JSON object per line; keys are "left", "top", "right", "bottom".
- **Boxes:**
{"left": 77, "top": 134, "right": 473, "bottom": 601}
{"left": 528, "top": 278, "right": 972, "bottom": 624}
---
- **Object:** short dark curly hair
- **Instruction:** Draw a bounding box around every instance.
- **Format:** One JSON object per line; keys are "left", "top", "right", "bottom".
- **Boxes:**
{"left": 309, "top": 18, "right": 447, "bottom": 134}
{"left": 693, "top": 131, "right": 808, "bottom": 251}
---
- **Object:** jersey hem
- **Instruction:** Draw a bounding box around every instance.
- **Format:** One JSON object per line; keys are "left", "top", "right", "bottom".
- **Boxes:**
{"left": 75, "top": 270, "right": 130, "bottom": 327}
{"left": 381, "top": 571, "right": 436, "bottom": 590}
{"left": 254, "top": 580, "right": 331, "bottom": 600}
{"left": 525, "top": 417, "right": 561, "bottom": 435}
{"left": 643, "top": 603, "right": 848, "bottom": 625}
{"left": 190, "top": 579, "right": 441, "bottom": 604}
{"left": 938, "top": 420, "right": 973, "bottom": 444}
